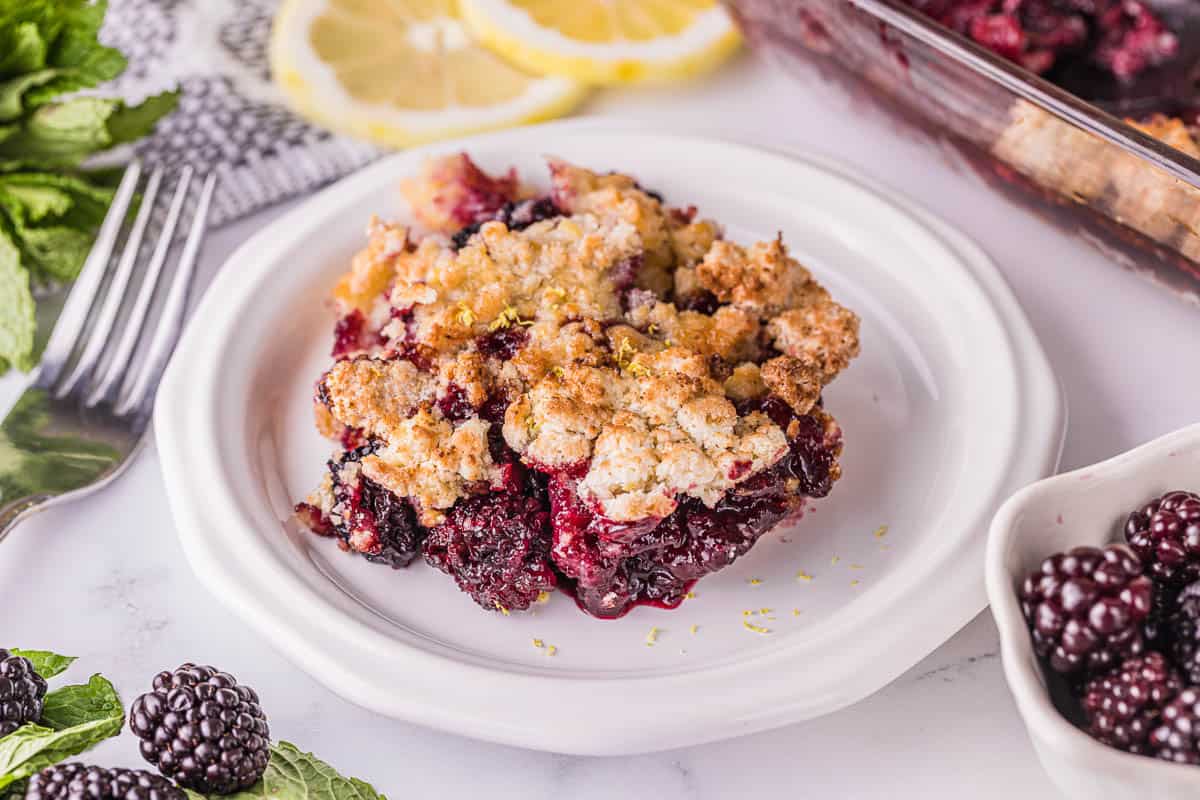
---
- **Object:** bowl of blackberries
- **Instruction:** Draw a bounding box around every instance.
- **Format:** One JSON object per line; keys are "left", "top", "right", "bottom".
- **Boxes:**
{"left": 988, "top": 423, "right": 1200, "bottom": 799}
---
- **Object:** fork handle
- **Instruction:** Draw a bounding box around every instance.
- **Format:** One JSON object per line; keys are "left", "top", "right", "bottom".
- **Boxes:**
{"left": 0, "top": 496, "right": 47, "bottom": 544}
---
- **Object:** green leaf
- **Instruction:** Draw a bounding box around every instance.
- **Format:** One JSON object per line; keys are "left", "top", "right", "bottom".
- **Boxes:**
{"left": 183, "top": 742, "right": 388, "bottom": 800}
{"left": 0, "top": 21, "right": 48, "bottom": 78}
{"left": 0, "top": 182, "right": 72, "bottom": 221}
{"left": 0, "top": 675, "right": 123, "bottom": 792}
{"left": 8, "top": 650, "right": 75, "bottom": 679}
{"left": 0, "top": 171, "right": 112, "bottom": 282}
{"left": 39, "top": 675, "right": 122, "bottom": 731}
{"left": 0, "top": 228, "right": 33, "bottom": 371}
{"left": 0, "top": 1, "right": 123, "bottom": 105}
{"left": 0, "top": 97, "right": 119, "bottom": 168}
{"left": 0, "top": 0, "right": 177, "bottom": 377}
{"left": 104, "top": 90, "right": 179, "bottom": 146}
{"left": 0, "top": 171, "right": 113, "bottom": 221}
{"left": 0, "top": 69, "right": 58, "bottom": 122}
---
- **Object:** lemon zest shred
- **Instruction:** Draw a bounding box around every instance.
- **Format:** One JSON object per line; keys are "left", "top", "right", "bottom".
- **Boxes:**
{"left": 743, "top": 620, "right": 772, "bottom": 635}
{"left": 645, "top": 627, "right": 660, "bottom": 646}
{"left": 874, "top": 524, "right": 889, "bottom": 539}
{"left": 547, "top": 645, "right": 558, "bottom": 657}
{"left": 456, "top": 302, "right": 476, "bottom": 327}
{"left": 532, "top": 639, "right": 544, "bottom": 649}
{"left": 795, "top": 570, "right": 814, "bottom": 582}
{"left": 488, "top": 304, "right": 531, "bottom": 331}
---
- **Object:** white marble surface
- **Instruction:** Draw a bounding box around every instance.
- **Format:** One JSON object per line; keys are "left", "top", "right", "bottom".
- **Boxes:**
{"left": 4, "top": 52, "right": 1200, "bottom": 799}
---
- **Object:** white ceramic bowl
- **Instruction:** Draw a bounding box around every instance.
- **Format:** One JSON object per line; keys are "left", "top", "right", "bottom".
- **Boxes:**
{"left": 988, "top": 424, "right": 1200, "bottom": 799}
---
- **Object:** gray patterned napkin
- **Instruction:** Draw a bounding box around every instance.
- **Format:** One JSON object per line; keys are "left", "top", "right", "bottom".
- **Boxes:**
{"left": 103, "top": 0, "right": 380, "bottom": 226}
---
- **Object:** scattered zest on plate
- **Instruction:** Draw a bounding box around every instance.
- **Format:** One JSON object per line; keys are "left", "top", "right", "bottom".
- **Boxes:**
{"left": 458, "top": 0, "right": 742, "bottom": 85}
{"left": 294, "top": 149, "right": 861, "bottom": 621}
{"left": 269, "top": 0, "right": 588, "bottom": 148}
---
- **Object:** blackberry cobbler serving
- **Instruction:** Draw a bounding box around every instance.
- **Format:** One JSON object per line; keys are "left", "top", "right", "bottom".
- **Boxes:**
{"left": 295, "top": 153, "right": 861, "bottom": 619}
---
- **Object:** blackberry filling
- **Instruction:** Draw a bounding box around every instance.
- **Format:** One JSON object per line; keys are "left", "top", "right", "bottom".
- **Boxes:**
{"left": 331, "top": 310, "right": 384, "bottom": 359}
{"left": 475, "top": 326, "right": 529, "bottom": 360}
{"left": 424, "top": 491, "right": 557, "bottom": 612}
{"left": 450, "top": 196, "right": 562, "bottom": 250}
{"left": 305, "top": 444, "right": 426, "bottom": 568}
{"left": 547, "top": 397, "right": 840, "bottom": 619}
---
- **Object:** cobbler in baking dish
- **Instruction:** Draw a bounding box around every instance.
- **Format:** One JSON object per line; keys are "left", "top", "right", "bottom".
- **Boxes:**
{"left": 294, "top": 153, "right": 861, "bottom": 619}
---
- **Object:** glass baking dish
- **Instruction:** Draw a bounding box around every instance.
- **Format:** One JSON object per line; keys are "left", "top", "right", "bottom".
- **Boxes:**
{"left": 727, "top": 0, "right": 1200, "bottom": 305}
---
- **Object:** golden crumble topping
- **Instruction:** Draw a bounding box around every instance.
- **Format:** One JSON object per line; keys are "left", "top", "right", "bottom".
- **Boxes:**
{"left": 314, "top": 155, "right": 861, "bottom": 525}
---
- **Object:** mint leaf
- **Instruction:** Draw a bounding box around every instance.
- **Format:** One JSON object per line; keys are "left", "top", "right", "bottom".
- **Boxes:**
{"left": 0, "top": 721, "right": 118, "bottom": 793}
{"left": 0, "top": 97, "right": 119, "bottom": 168}
{"left": 26, "top": 0, "right": 124, "bottom": 104}
{"left": 0, "top": 172, "right": 112, "bottom": 226}
{"left": 183, "top": 742, "right": 388, "bottom": 800}
{"left": 0, "top": 227, "right": 33, "bottom": 370}
{"left": 0, "top": 69, "right": 58, "bottom": 122}
{"left": 0, "top": 173, "right": 116, "bottom": 287}
{"left": 0, "top": 675, "right": 123, "bottom": 792}
{"left": 0, "top": 21, "right": 48, "bottom": 78}
{"left": 8, "top": 650, "right": 75, "bottom": 679}
{"left": 39, "top": 674, "right": 121, "bottom": 731}
{"left": 0, "top": 181, "right": 72, "bottom": 221}
{"left": 104, "top": 91, "right": 179, "bottom": 146}
{"left": 0, "top": 0, "right": 176, "bottom": 377}
{"left": 0, "top": 1, "right": 122, "bottom": 106}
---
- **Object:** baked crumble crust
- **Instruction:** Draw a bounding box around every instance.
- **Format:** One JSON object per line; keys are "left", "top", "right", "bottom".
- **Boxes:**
{"left": 314, "top": 155, "right": 860, "bottom": 524}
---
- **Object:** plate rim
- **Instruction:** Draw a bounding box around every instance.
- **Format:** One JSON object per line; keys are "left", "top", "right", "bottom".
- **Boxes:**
{"left": 156, "top": 120, "right": 1066, "bottom": 754}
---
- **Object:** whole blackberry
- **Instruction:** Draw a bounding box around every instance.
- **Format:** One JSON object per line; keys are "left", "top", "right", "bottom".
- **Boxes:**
{"left": 1126, "top": 491, "right": 1200, "bottom": 586}
{"left": 0, "top": 648, "right": 47, "bottom": 736}
{"left": 129, "top": 664, "right": 270, "bottom": 794}
{"left": 1019, "top": 545, "right": 1154, "bottom": 675}
{"left": 26, "top": 764, "right": 185, "bottom": 800}
{"left": 1080, "top": 652, "right": 1183, "bottom": 753}
{"left": 1150, "top": 688, "right": 1200, "bottom": 763}
{"left": 1162, "top": 581, "right": 1200, "bottom": 684}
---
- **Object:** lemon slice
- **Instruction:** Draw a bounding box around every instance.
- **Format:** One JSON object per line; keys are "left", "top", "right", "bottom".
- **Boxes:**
{"left": 270, "top": 0, "right": 589, "bottom": 148}
{"left": 458, "top": 0, "right": 741, "bottom": 85}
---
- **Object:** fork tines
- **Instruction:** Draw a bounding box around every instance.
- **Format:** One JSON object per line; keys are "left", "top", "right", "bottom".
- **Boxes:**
{"left": 35, "top": 161, "right": 216, "bottom": 421}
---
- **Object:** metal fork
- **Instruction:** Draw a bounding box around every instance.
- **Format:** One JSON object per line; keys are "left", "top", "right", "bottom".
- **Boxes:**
{"left": 0, "top": 162, "right": 216, "bottom": 542}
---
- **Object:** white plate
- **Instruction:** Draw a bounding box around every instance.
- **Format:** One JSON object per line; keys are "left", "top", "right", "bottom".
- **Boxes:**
{"left": 988, "top": 425, "right": 1200, "bottom": 799}
{"left": 156, "top": 122, "right": 1065, "bottom": 755}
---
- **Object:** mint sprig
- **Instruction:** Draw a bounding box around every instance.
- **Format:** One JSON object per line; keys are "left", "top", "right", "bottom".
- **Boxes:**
{"left": 0, "top": 0, "right": 178, "bottom": 373}
{"left": 0, "top": 651, "right": 123, "bottom": 794}
{"left": 184, "top": 743, "right": 387, "bottom": 800}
